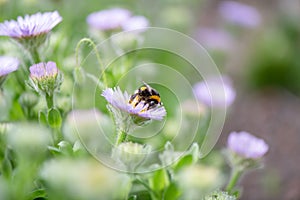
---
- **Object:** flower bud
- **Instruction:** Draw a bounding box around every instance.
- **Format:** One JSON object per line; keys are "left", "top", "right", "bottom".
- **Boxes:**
{"left": 28, "top": 61, "right": 62, "bottom": 95}
{"left": 112, "top": 142, "right": 151, "bottom": 172}
{"left": 47, "top": 108, "right": 62, "bottom": 128}
{"left": 19, "top": 91, "right": 38, "bottom": 108}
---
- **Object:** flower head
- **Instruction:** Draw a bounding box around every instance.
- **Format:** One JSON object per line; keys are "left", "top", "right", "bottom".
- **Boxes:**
{"left": 30, "top": 61, "right": 58, "bottom": 80}
{"left": 219, "top": 1, "right": 261, "bottom": 28}
{"left": 102, "top": 87, "right": 166, "bottom": 121}
{"left": 121, "top": 16, "right": 149, "bottom": 32}
{"left": 0, "top": 56, "right": 19, "bottom": 86}
{"left": 28, "top": 61, "right": 62, "bottom": 95}
{"left": 228, "top": 131, "right": 269, "bottom": 159}
{"left": 193, "top": 76, "right": 236, "bottom": 108}
{"left": 0, "top": 11, "right": 62, "bottom": 39}
{"left": 87, "top": 8, "right": 131, "bottom": 31}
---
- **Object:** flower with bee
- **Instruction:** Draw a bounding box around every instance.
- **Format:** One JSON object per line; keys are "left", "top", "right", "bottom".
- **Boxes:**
{"left": 102, "top": 83, "right": 166, "bottom": 123}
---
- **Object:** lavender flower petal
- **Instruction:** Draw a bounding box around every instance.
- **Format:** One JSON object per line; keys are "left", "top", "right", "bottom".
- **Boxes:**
{"left": 228, "top": 131, "right": 269, "bottom": 159}
{"left": 219, "top": 1, "right": 261, "bottom": 28}
{"left": 193, "top": 76, "right": 236, "bottom": 108}
{"left": 29, "top": 61, "right": 58, "bottom": 79}
{"left": 121, "top": 16, "right": 149, "bottom": 32}
{"left": 0, "top": 11, "right": 62, "bottom": 38}
{"left": 0, "top": 56, "right": 19, "bottom": 77}
{"left": 87, "top": 8, "right": 131, "bottom": 31}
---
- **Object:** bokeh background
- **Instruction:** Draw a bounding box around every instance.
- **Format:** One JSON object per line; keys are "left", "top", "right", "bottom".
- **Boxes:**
{"left": 1, "top": 0, "right": 300, "bottom": 199}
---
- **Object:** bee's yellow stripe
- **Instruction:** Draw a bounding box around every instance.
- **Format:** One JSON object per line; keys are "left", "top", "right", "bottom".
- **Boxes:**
{"left": 150, "top": 95, "right": 160, "bottom": 102}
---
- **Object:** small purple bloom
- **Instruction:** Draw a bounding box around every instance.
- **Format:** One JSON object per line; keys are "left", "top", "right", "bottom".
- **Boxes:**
{"left": 0, "top": 11, "right": 62, "bottom": 38}
{"left": 228, "top": 131, "right": 269, "bottom": 159}
{"left": 102, "top": 87, "right": 166, "bottom": 121}
{"left": 193, "top": 76, "right": 236, "bottom": 108}
{"left": 0, "top": 56, "right": 19, "bottom": 77}
{"left": 121, "top": 16, "right": 149, "bottom": 32}
{"left": 196, "top": 28, "right": 233, "bottom": 51}
{"left": 29, "top": 61, "right": 58, "bottom": 80}
{"left": 219, "top": 1, "right": 261, "bottom": 28}
{"left": 86, "top": 8, "right": 131, "bottom": 31}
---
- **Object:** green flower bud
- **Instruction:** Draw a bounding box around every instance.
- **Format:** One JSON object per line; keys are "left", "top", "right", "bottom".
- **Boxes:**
{"left": 112, "top": 142, "right": 151, "bottom": 172}
{"left": 48, "top": 108, "right": 62, "bottom": 128}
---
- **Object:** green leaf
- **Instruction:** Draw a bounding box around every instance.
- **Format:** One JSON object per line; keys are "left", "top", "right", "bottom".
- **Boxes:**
{"left": 149, "top": 168, "right": 170, "bottom": 192}
{"left": 58, "top": 141, "right": 73, "bottom": 156}
{"left": 173, "top": 154, "right": 193, "bottom": 172}
{"left": 47, "top": 108, "right": 62, "bottom": 128}
{"left": 39, "top": 111, "right": 48, "bottom": 126}
{"left": 27, "top": 188, "right": 47, "bottom": 200}
{"left": 164, "top": 183, "right": 181, "bottom": 200}
{"left": 1, "top": 153, "right": 12, "bottom": 178}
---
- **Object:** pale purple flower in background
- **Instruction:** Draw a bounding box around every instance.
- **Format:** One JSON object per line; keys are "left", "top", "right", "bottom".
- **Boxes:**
{"left": 102, "top": 87, "right": 166, "bottom": 121}
{"left": 121, "top": 16, "right": 149, "bottom": 32}
{"left": 0, "top": 56, "right": 19, "bottom": 77}
{"left": 29, "top": 61, "right": 58, "bottom": 80}
{"left": 196, "top": 28, "right": 233, "bottom": 51}
{"left": 218, "top": 1, "right": 261, "bottom": 28}
{"left": 86, "top": 8, "right": 131, "bottom": 31}
{"left": 0, "top": 11, "right": 62, "bottom": 38}
{"left": 228, "top": 131, "right": 269, "bottom": 159}
{"left": 193, "top": 76, "right": 236, "bottom": 108}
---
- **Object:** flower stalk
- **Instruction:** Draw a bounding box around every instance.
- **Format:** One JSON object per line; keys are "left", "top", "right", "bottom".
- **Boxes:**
{"left": 115, "top": 128, "right": 128, "bottom": 146}
{"left": 225, "top": 168, "right": 243, "bottom": 195}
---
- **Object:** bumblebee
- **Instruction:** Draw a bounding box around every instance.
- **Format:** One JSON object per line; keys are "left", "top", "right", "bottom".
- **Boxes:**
{"left": 129, "top": 82, "right": 162, "bottom": 110}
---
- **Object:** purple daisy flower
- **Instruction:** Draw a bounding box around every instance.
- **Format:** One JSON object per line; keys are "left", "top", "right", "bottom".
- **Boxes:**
{"left": 121, "top": 16, "right": 149, "bottom": 32}
{"left": 219, "top": 1, "right": 261, "bottom": 28}
{"left": 0, "top": 56, "right": 19, "bottom": 77}
{"left": 228, "top": 131, "right": 269, "bottom": 159}
{"left": 0, "top": 11, "right": 62, "bottom": 39}
{"left": 0, "top": 56, "right": 19, "bottom": 86}
{"left": 29, "top": 61, "right": 58, "bottom": 80}
{"left": 193, "top": 76, "right": 236, "bottom": 108}
{"left": 86, "top": 8, "right": 131, "bottom": 31}
{"left": 102, "top": 87, "right": 166, "bottom": 121}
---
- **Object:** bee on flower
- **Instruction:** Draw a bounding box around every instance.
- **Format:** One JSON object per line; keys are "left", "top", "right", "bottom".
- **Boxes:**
{"left": 102, "top": 84, "right": 166, "bottom": 123}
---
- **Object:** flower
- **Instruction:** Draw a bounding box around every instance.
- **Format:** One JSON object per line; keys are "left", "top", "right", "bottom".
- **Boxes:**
{"left": 30, "top": 61, "right": 58, "bottom": 80}
{"left": 193, "top": 76, "right": 236, "bottom": 108}
{"left": 228, "top": 131, "right": 269, "bottom": 159}
{"left": 196, "top": 28, "right": 233, "bottom": 51}
{"left": 218, "top": 1, "right": 261, "bottom": 28}
{"left": 102, "top": 87, "right": 166, "bottom": 121}
{"left": 121, "top": 16, "right": 149, "bottom": 32}
{"left": 28, "top": 61, "right": 62, "bottom": 95}
{"left": 0, "top": 11, "right": 62, "bottom": 39}
{"left": 86, "top": 8, "right": 131, "bottom": 31}
{"left": 0, "top": 56, "right": 19, "bottom": 86}
{"left": 0, "top": 56, "right": 19, "bottom": 77}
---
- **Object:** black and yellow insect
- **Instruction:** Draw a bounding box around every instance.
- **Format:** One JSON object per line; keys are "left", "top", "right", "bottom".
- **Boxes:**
{"left": 129, "top": 82, "right": 161, "bottom": 110}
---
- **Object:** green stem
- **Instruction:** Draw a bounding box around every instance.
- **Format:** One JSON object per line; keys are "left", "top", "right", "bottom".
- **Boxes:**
{"left": 29, "top": 47, "right": 41, "bottom": 63}
{"left": 115, "top": 129, "right": 127, "bottom": 146}
{"left": 45, "top": 93, "right": 54, "bottom": 109}
{"left": 226, "top": 168, "right": 243, "bottom": 194}
{"left": 53, "top": 128, "right": 62, "bottom": 145}
{"left": 75, "top": 38, "right": 108, "bottom": 87}
{"left": 135, "top": 177, "right": 159, "bottom": 199}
